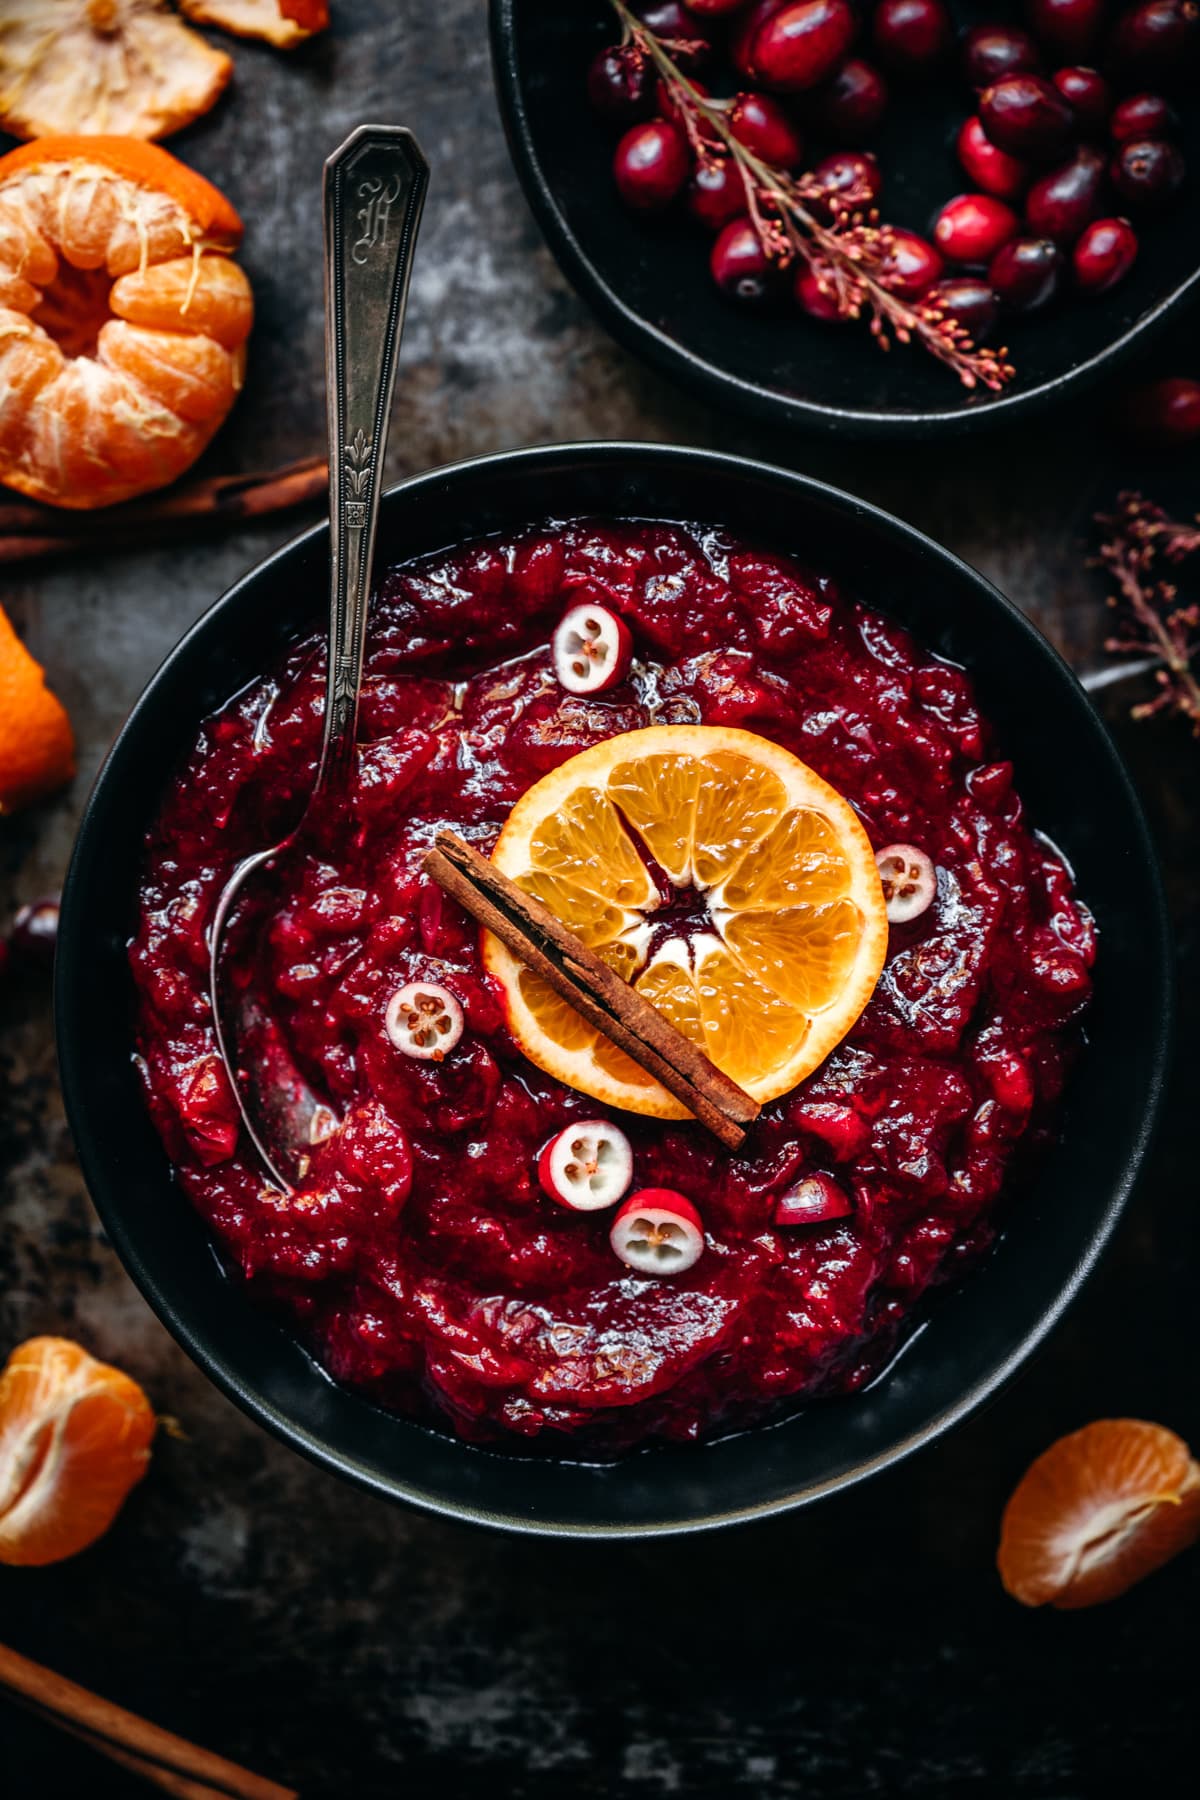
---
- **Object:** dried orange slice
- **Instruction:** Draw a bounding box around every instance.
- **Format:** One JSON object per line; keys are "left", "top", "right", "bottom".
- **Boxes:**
{"left": 0, "top": 135, "right": 252, "bottom": 509}
{"left": 483, "top": 725, "right": 889, "bottom": 1117}
{"left": 998, "top": 1419, "right": 1200, "bottom": 1610}
{"left": 0, "top": 1, "right": 231, "bottom": 142}
{"left": 178, "top": 0, "right": 329, "bottom": 48}
{"left": 0, "top": 602, "right": 76, "bottom": 814}
{"left": 0, "top": 1336, "right": 155, "bottom": 1567}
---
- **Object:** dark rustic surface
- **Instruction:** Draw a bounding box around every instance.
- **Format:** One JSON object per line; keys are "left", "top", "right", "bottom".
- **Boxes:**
{"left": 1, "top": 3, "right": 1197, "bottom": 1796}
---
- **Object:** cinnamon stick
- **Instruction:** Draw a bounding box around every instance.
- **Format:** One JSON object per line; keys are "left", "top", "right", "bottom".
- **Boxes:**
{"left": 0, "top": 1640, "right": 297, "bottom": 1800}
{"left": 424, "top": 831, "right": 759, "bottom": 1150}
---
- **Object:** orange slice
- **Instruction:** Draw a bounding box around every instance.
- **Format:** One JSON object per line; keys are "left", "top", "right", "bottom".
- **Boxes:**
{"left": 0, "top": 1, "right": 232, "bottom": 142}
{"left": 0, "top": 1336, "right": 155, "bottom": 1567}
{"left": 0, "top": 136, "right": 252, "bottom": 508}
{"left": 483, "top": 725, "right": 889, "bottom": 1117}
{"left": 998, "top": 1419, "right": 1200, "bottom": 1610}
{"left": 0, "top": 602, "right": 76, "bottom": 814}
{"left": 178, "top": 0, "right": 330, "bottom": 48}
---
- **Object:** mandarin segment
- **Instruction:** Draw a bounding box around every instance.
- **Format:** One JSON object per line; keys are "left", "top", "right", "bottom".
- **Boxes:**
{"left": 691, "top": 752, "right": 787, "bottom": 888}
{"left": 99, "top": 320, "right": 240, "bottom": 423}
{"left": 111, "top": 254, "right": 254, "bottom": 348}
{"left": 724, "top": 899, "right": 864, "bottom": 1013}
{"left": 691, "top": 945, "right": 810, "bottom": 1085}
{"left": 721, "top": 807, "right": 851, "bottom": 910}
{"left": 529, "top": 786, "right": 656, "bottom": 909}
{"left": 607, "top": 751, "right": 701, "bottom": 884}
{"left": 514, "top": 868, "right": 634, "bottom": 949}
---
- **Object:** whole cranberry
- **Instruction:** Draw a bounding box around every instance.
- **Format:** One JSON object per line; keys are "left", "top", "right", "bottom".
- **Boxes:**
{"left": 656, "top": 75, "right": 709, "bottom": 128}
{"left": 710, "top": 216, "right": 776, "bottom": 304}
{"left": 927, "top": 275, "right": 1000, "bottom": 339}
{"left": 872, "top": 0, "right": 952, "bottom": 73}
{"left": 1111, "top": 137, "right": 1186, "bottom": 210}
{"left": 794, "top": 264, "right": 847, "bottom": 318}
{"left": 1073, "top": 216, "right": 1139, "bottom": 292}
{"left": 587, "top": 45, "right": 656, "bottom": 125}
{"left": 751, "top": 0, "right": 858, "bottom": 92}
{"left": 1127, "top": 376, "right": 1200, "bottom": 444}
{"left": 10, "top": 897, "right": 60, "bottom": 967}
{"left": 729, "top": 90, "right": 805, "bottom": 166}
{"left": 682, "top": 0, "right": 749, "bottom": 13}
{"left": 932, "top": 193, "right": 1020, "bottom": 264}
{"left": 879, "top": 228, "right": 945, "bottom": 297}
{"left": 979, "top": 74, "right": 1075, "bottom": 160}
{"left": 1024, "top": 0, "right": 1106, "bottom": 57}
{"left": 634, "top": 1, "right": 713, "bottom": 65}
{"left": 1111, "top": 93, "right": 1181, "bottom": 144}
{"left": 806, "top": 57, "right": 889, "bottom": 138}
{"left": 1025, "top": 146, "right": 1106, "bottom": 243}
{"left": 988, "top": 234, "right": 1064, "bottom": 310}
{"left": 687, "top": 157, "right": 745, "bottom": 229}
{"left": 957, "top": 115, "right": 1031, "bottom": 199}
{"left": 1052, "top": 67, "right": 1112, "bottom": 136}
{"left": 731, "top": 0, "right": 788, "bottom": 77}
{"left": 812, "top": 149, "right": 883, "bottom": 213}
{"left": 613, "top": 120, "right": 690, "bottom": 210}
{"left": 962, "top": 25, "right": 1042, "bottom": 89}
{"left": 1111, "top": 1, "right": 1200, "bottom": 81}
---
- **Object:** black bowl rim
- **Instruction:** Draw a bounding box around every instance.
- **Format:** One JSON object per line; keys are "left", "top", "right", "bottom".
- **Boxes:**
{"left": 56, "top": 439, "right": 1172, "bottom": 1537}
{"left": 488, "top": 0, "right": 1200, "bottom": 441}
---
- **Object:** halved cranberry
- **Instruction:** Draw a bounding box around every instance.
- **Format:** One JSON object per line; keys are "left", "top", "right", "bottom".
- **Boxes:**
{"left": 729, "top": 90, "right": 805, "bottom": 166}
{"left": 989, "top": 234, "right": 1064, "bottom": 310}
{"left": 552, "top": 603, "right": 633, "bottom": 693}
{"left": 751, "top": 0, "right": 858, "bottom": 92}
{"left": 872, "top": 0, "right": 952, "bottom": 73}
{"left": 611, "top": 1189, "right": 705, "bottom": 1274}
{"left": 1126, "top": 375, "right": 1200, "bottom": 444}
{"left": 538, "top": 1121, "right": 633, "bottom": 1211}
{"left": 962, "top": 24, "right": 1042, "bottom": 89}
{"left": 1111, "top": 93, "right": 1180, "bottom": 143}
{"left": 1052, "top": 66, "right": 1111, "bottom": 136}
{"left": 687, "top": 157, "right": 746, "bottom": 230}
{"left": 1073, "top": 216, "right": 1139, "bottom": 293}
{"left": 1024, "top": 0, "right": 1106, "bottom": 57}
{"left": 1111, "top": 1, "right": 1200, "bottom": 80}
{"left": 878, "top": 228, "right": 944, "bottom": 297}
{"left": 774, "top": 1172, "right": 854, "bottom": 1226}
{"left": 587, "top": 45, "right": 655, "bottom": 126}
{"left": 957, "top": 115, "right": 1031, "bottom": 200}
{"left": 932, "top": 193, "right": 1019, "bottom": 264}
{"left": 1025, "top": 146, "right": 1105, "bottom": 244}
{"left": 927, "top": 275, "right": 999, "bottom": 340}
{"left": 385, "top": 982, "right": 465, "bottom": 1061}
{"left": 812, "top": 149, "right": 883, "bottom": 213}
{"left": 711, "top": 215, "right": 776, "bottom": 305}
{"left": 980, "top": 74, "right": 1075, "bottom": 160}
{"left": 876, "top": 843, "right": 937, "bottom": 922}
{"left": 613, "top": 121, "right": 691, "bottom": 211}
{"left": 1110, "top": 137, "right": 1185, "bottom": 211}
{"left": 806, "top": 57, "right": 889, "bottom": 139}
{"left": 794, "top": 263, "right": 847, "bottom": 318}
{"left": 10, "top": 896, "right": 60, "bottom": 966}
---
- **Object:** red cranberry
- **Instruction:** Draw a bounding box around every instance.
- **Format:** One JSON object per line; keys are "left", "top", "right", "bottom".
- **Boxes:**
{"left": 730, "top": 0, "right": 788, "bottom": 77}
{"left": 1126, "top": 376, "right": 1200, "bottom": 444}
{"left": 1025, "top": 146, "right": 1106, "bottom": 243}
{"left": 806, "top": 57, "right": 889, "bottom": 138}
{"left": 1073, "top": 216, "right": 1139, "bottom": 292}
{"left": 1111, "top": 2, "right": 1200, "bottom": 81}
{"left": 879, "top": 228, "right": 945, "bottom": 297}
{"left": 687, "top": 156, "right": 746, "bottom": 229}
{"left": 989, "top": 234, "right": 1064, "bottom": 310}
{"left": 613, "top": 121, "right": 691, "bottom": 210}
{"left": 656, "top": 75, "right": 709, "bottom": 128}
{"left": 774, "top": 1173, "right": 853, "bottom": 1227}
{"left": 681, "top": 0, "right": 749, "bottom": 13}
{"left": 10, "top": 897, "right": 59, "bottom": 967}
{"left": 634, "top": 1, "right": 713, "bottom": 65}
{"left": 710, "top": 215, "right": 776, "bottom": 304}
{"left": 932, "top": 193, "right": 1019, "bottom": 264}
{"left": 794, "top": 264, "right": 847, "bottom": 318}
{"left": 1024, "top": 0, "right": 1106, "bottom": 58}
{"left": 1110, "top": 137, "right": 1186, "bottom": 210}
{"left": 927, "top": 275, "right": 1000, "bottom": 340}
{"left": 957, "top": 115, "right": 1031, "bottom": 199}
{"left": 752, "top": 0, "right": 858, "bottom": 92}
{"left": 1111, "top": 93, "right": 1180, "bottom": 143}
{"left": 587, "top": 45, "right": 656, "bottom": 125}
{"left": 872, "top": 0, "right": 952, "bottom": 73}
{"left": 729, "top": 90, "right": 805, "bottom": 166}
{"left": 979, "top": 74, "right": 1075, "bottom": 160}
{"left": 962, "top": 25, "right": 1042, "bottom": 88}
{"left": 812, "top": 149, "right": 883, "bottom": 213}
{"left": 1052, "top": 67, "right": 1112, "bottom": 136}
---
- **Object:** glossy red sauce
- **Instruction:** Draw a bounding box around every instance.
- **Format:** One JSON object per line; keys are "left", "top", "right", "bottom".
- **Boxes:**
{"left": 131, "top": 519, "right": 1095, "bottom": 1452}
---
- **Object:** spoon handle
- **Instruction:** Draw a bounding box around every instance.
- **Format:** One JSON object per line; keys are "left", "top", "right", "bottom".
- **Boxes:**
{"left": 318, "top": 124, "right": 428, "bottom": 792}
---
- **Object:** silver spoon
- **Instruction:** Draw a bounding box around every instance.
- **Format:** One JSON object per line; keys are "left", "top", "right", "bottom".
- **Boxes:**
{"left": 207, "top": 124, "right": 428, "bottom": 1191}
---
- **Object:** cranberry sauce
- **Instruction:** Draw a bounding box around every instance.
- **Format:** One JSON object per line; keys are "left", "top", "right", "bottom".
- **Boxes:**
{"left": 131, "top": 520, "right": 1095, "bottom": 1452}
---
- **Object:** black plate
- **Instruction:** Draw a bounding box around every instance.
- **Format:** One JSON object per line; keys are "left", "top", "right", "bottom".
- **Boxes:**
{"left": 490, "top": 0, "right": 1200, "bottom": 437}
{"left": 57, "top": 442, "right": 1170, "bottom": 1536}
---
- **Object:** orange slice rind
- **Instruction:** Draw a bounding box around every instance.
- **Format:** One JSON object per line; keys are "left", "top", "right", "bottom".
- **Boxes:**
{"left": 483, "top": 725, "right": 889, "bottom": 1117}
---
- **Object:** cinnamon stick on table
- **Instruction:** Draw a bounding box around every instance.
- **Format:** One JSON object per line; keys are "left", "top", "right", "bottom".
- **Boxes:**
{"left": 424, "top": 831, "right": 760, "bottom": 1150}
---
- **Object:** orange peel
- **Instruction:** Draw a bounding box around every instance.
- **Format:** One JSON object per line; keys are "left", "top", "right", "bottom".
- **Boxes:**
{"left": 0, "top": 603, "right": 76, "bottom": 815}
{"left": 178, "top": 0, "right": 330, "bottom": 48}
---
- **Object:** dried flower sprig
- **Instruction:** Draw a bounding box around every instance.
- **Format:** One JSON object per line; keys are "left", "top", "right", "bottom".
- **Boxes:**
{"left": 608, "top": 0, "right": 1014, "bottom": 393}
{"left": 1095, "top": 493, "right": 1200, "bottom": 733}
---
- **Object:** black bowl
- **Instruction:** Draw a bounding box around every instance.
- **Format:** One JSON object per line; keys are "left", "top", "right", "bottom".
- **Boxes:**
{"left": 57, "top": 442, "right": 1169, "bottom": 1536}
{"left": 490, "top": 0, "right": 1200, "bottom": 438}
